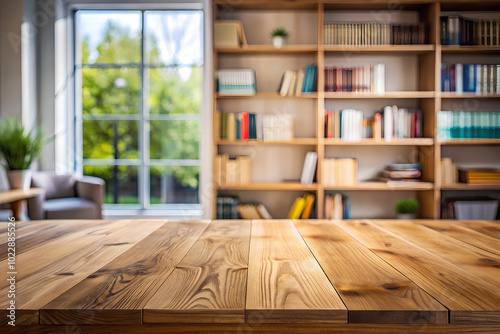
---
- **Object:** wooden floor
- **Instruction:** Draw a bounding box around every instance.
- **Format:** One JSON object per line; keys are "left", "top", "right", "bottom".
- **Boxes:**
{"left": 1, "top": 219, "right": 500, "bottom": 333}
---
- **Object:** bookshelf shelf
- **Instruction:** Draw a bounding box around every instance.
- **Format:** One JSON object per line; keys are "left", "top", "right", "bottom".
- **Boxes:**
{"left": 321, "top": 44, "right": 434, "bottom": 53}
{"left": 439, "top": 139, "right": 500, "bottom": 145}
{"left": 324, "top": 91, "right": 435, "bottom": 99}
{"left": 217, "top": 183, "right": 318, "bottom": 191}
{"left": 216, "top": 44, "right": 318, "bottom": 54}
{"left": 324, "top": 138, "right": 434, "bottom": 146}
{"left": 440, "top": 183, "right": 500, "bottom": 190}
{"left": 324, "top": 182, "right": 434, "bottom": 191}
{"left": 441, "top": 93, "right": 500, "bottom": 99}
{"left": 215, "top": 93, "right": 318, "bottom": 99}
{"left": 217, "top": 139, "right": 318, "bottom": 146}
{"left": 441, "top": 46, "right": 500, "bottom": 54}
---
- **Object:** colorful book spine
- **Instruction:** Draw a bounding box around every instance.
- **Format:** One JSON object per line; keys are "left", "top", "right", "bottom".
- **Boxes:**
{"left": 437, "top": 111, "right": 500, "bottom": 139}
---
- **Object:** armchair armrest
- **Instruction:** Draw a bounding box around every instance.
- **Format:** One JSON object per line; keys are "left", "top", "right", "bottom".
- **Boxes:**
{"left": 27, "top": 192, "right": 46, "bottom": 220}
{"left": 76, "top": 176, "right": 105, "bottom": 218}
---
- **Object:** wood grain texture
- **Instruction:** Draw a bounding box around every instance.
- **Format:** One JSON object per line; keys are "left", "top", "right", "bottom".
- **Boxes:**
{"left": 334, "top": 220, "right": 500, "bottom": 324}
{"left": 246, "top": 220, "right": 347, "bottom": 323}
{"left": 0, "top": 220, "right": 165, "bottom": 325}
{"left": 372, "top": 220, "right": 500, "bottom": 286}
{"left": 143, "top": 220, "right": 250, "bottom": 324}
{"left": 0, "top": 188, "right": 44, "bottom": 204}
{"left": 417, "top": 220, "right": 500, "bottom": 256}
{"left": 40, "top": 221, "right": 210, "bottom": 325}
{"left": 294, "top": 220, "right": 447, "bottom": 324}
{"left": 454, "top": 220, "right": 500, "bottom": 240}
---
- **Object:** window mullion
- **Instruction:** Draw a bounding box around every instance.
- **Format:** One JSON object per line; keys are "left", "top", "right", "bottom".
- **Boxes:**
{"left": 140, "top": 11, "right": 150, "bottom": 210}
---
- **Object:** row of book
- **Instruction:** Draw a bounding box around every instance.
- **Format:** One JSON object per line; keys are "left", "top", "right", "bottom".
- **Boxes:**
{"left": 324, "top": 106, "right": 423, "bottom": 141}
{"left": 277, "top": 65, "right": 318, "bottom": 96}
{"left": 440, "top": 157, "right": 458, "bottom": 185}
{"left": 459, "top": 168, "right": 500, "bottom": 184}
{"left": 288, "top": 193, "right": 316, "bottom": 219}
{"left": 379, "top": 163, "right": 422, "bottom": 183}
{"left": 441, "top": 197, "right": 499, "bottom": 220}
{"left": 217, "top": 68, "right": 256, "bottom": 95}
{"left": 324, "top": 64, "right": 385, "bottom": 94}
{"left": 237, "top": 203, "right": 272, "bottom": 219}
{"left": 323, "top": 23, "right": 428, "bottom": 45}
{"left": 441, "top": 64, "right": 500, "bottom": 94}
{"left": 324, "top": 193, "right": 351, "bottom": 220}
{"left": 216, "top": 112, "right": 294, "bottom": 142}
{"left": 441, "top": 16, "right": 500, "bottom": 46}
{"left": 216, "top": 196, "right": 273, "bottom": 219}
{"left": 214, "top": 154, "right": 251, "bottom": 185}
{"left": 437, "top": 111, "right": 500, "bottom": 139}
{"left": 321, "top": 158, "right": 357, "bottom": 187}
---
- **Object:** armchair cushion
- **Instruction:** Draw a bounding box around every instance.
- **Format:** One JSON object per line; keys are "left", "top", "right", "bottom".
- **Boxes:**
{"left": 44, "top": 198, "right": 100, "bottom": 220}
{"left": 32, "top": 172, "right": 76, "bottom": 200}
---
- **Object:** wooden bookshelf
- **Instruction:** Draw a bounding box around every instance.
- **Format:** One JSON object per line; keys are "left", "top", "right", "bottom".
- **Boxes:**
{"left": 212, "top": 0, "right": 500, "bottom": 220}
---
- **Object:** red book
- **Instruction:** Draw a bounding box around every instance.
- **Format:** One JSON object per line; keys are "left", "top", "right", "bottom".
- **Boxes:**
{"left": 327, "top": 111, "right": 333, "bottom": 138}
{"left": 241, "top": 112, "right": 249, "bottom": 142}
{"left": 413, "top": 112, "right": 418, "bottom": 138}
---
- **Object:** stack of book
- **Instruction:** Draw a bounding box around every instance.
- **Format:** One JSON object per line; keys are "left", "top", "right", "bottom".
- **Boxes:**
{"left": 300, "top": 152, "right": 318, "bottom": 185}
{"left": 214, "top": 154, "right": 251, "bottom": 185}
{"left": 216, "top": 196, "right": 239, "bottom": 219}
{"left": 277, "top": 65, "right": 318, "bottom": 96}
{"left": 459, "top": 168, "right": 500, "bottom": 184}
{"left": 288, "top": 193, "right": 316, "bottom": 219}
{"left": 217, "top": 68, "right": 256, "bottom": 95}
{"left": 441, "top": 158, "right": 458, "bottom": 184}
{"left": 442, "top": 197, "right": 499, "bottom": 220}
{"left": 379, "top": 163, "right": 422, "bottom": 184}
{"left": 324, "top": 106, "right": 423, "bottom": 141}
{"left": 324, "top": 64, "right": 385, "bottom": 94}
{"left": 321, "top": 158, "right": 357, "bottom": 187}
{"left": 441, "top": 16, "right": 500, "bottom": 46}
{"left": 437, "top": 111, "right": 500, "bottom": 140}
{"left": 441, "top": 63, "right": 500, "bottom": 94}
{"left": 216, "top": 112, "right": 294, "bottom": 142}
{"left": 323, "top": 22, "right": 428, "bottom": 45}
{"left": 324, "top": 193, "right": 351, "bottom": 219}
{"left": 237, "top": 203, "right": 273, "bottom": 219}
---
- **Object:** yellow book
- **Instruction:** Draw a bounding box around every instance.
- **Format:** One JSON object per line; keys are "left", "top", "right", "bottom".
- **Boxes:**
{"left": 227, "top": 113, "right": 236, "bottom": 141}
{"left": 301, "top": 194, "right": 316, "bottom": 219}
{"left": 288, "top": 196, "right": 307, "bottom": 219}
{"left": 214, "top": 111, "right": 221, "bottom": 140}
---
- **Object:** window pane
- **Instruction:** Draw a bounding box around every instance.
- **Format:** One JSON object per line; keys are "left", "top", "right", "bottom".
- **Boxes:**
{"left": 150, "top": 166, "right": 199, "bottom": 204}
{"left": 144, "top": 11, "right": 203, "bottom": 66}
{"left": 82, "top": 68, "right": 140, "bottom": 115}
{"left": 148, "top": 67, "right": 202, "bottom": 115}
{"left": 83, "top": 120, "right": 139, "bottom": 160}
{"left": 84, "top": 165, "right": 139, "bottom": 204}
{"left": 150, "top": 120, "right": 200, "bottom": 159}
{"left": 77, "top": 11, "right": 142, "bottom": 64}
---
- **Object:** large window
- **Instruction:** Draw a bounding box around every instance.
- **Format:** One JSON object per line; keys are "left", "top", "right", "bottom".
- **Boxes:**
{"left": 75, "top": 10, "right": 203, "bottom": 210}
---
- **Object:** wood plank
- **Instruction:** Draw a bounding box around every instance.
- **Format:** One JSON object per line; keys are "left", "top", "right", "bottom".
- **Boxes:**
{"left": 334, "top": 220, "right": 500, "bottom": 324}
{"left": 417, "top": 220, "right": 500, "bottom": 256}
{"left": 217, "top": 182, "right": 318, "bottom": 191}
{"left": 40, "top": 220, "right": 210, "bottom": 325}
{"left": 0, "top": 220, "right": 165, "bottom": 325}
{"left": 0, "top": 188, "right": 44, "bottom": 204}
{"left": 372, "top": 220, "right": 500, "bottom": 286}
{"left": 453, "top": 220, "right": 500, "bottom": 240}
{"left": 323, "top": 181, "right": 434, "bottom": 191}
{"left": 143, "top": 220, "right": 251, "bottom": 324}
{"left": 246, "top": 220, "right": 347, "bottom": 323}
{"left": 295, "top": 220, "right": 447, "bottom": 324}
{"left": 323, "top": 138, "right": 434, "bottom": 146}
{"left": 0, "top": 220, "right": 133, "bottom": 286}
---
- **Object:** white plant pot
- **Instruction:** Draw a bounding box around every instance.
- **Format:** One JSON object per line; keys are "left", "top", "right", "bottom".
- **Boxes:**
{"left": 7, "top": 170, "right": 32, "bottom": 191}
{"left": 396, "top": 213, "right": 417, "bottom": 220}
{"left": 272, "top": 36, "right": 285, "bottom": 49}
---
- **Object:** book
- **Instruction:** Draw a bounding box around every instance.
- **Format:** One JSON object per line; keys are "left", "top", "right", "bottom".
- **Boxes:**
{"left": 300, "top": 152, "right": 318, "bottom": 185}
{"left": 214, "top": 21, "right": 247, "bottom": 48}
{"left": 288, "top": 196, "right": 307, "bottom": 219}
{"left": 217, "top": 68, "right": 256, "bottom": 95}
{"left": 301, "top": 194, "right": 316, "bottom": 219}
{"left": 215, "top": 154, "right": 251, "bottom": 185}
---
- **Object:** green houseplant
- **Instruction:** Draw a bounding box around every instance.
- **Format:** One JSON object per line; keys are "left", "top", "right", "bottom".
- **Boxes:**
{"left": 0, "top": 118, "right": 44, "bottom": 190}
{"left": 270, "top": 27, "right": 289, "bottom": 48}
{"left": 395, "top": 199, "right": 419, "bottom": 219}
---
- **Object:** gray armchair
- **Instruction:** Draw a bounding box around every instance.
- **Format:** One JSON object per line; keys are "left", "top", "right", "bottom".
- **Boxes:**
{"left": 27, "top": 172, "right": 105, "bottom": 220}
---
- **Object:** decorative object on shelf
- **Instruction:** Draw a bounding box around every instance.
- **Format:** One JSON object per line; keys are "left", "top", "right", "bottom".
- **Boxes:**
{"left": 270, "top": 26, "right": 289, "bottom": 49}
{"left": 217, "top": 68, "right": 256, "bottom": 95}
{"left": 0, "top": 118, "right": 44, "bottom": 190}
{"left": 395, "top": 198, "right": 419, "bottom": 219}
{"left": 214, "top": 21, "right": 247, "bottom": 48}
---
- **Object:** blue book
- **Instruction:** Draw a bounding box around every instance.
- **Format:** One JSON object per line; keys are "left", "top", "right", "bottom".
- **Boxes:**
{"left": 303, "top": 66, "right": 311, "bottom": 93}
{"left": 235, "top": 115, "right": 241, "bottom": 140}
{"left": 248, "top": 113, "right": 256, "bottom": 139}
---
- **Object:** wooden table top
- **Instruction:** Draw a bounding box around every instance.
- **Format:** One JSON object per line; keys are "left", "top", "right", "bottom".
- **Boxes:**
{"left": 1, "top": 219, "right": 499, "bottom": 333}
{"left": 0, "top": 188, "right": 44, "bottom": 205}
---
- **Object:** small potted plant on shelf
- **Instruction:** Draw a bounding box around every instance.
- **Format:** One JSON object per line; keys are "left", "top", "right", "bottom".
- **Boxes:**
{"left": 270, "top": 26, "right": 289, "bottom": 49}
{"left": 0, "top": 118, "right": 44, "bottom": 190}
{"left": 395, "top": 199, "right": 419, "bottom": 219}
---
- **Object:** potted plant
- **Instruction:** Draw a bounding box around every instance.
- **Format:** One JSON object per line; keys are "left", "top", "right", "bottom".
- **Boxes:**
{"left": 395, "top": 199, "right": 419, "bottom": 219}
{"left": 270, "top": 26, "right": 289, "bottom": 49}
{"left": 0, "top": 118, "right": 44, "bottom": 190}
